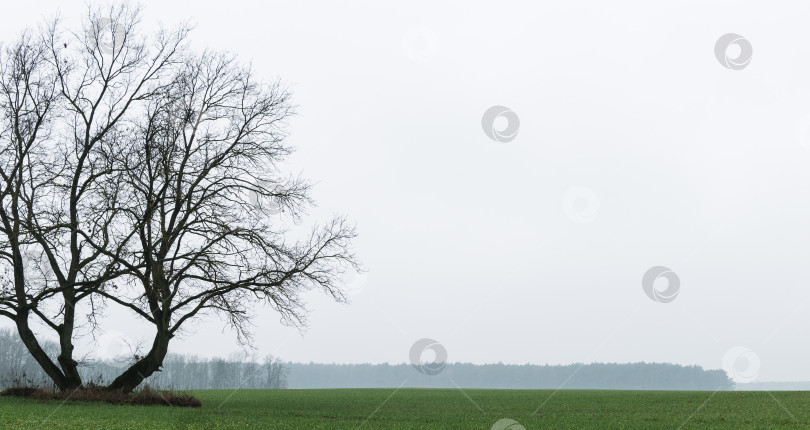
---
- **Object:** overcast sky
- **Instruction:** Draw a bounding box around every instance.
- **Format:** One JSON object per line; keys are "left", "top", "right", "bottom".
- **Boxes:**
{"left": 3, "top": 0, "right": 810, "bottom": 383}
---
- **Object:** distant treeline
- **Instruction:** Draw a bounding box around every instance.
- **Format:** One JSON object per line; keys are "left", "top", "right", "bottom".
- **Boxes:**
{"left": 0, "top": 329, "right": 287, "bottom": 390}
{"left": 736, "top": 382, "right": 810, "bottom": 391}
{"left": 1, "top": 329, "right": 734, "bottom": 390}
{"left": 285, "top": 362, "right": 734, "bottom": 390}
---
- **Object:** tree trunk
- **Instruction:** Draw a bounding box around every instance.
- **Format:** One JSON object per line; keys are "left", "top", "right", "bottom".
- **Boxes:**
{"left": 105, "top": 328, "right": 172, "bottom": 393}
{"left": 15, "top": 316, "right": 69, "bottom": 391}
{"left": 57, "top": 291, "right": 82, "bottom": 389}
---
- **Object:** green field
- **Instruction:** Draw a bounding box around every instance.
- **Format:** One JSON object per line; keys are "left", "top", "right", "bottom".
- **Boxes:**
{"left": 0, "top": 388, "right": 808, "bottom": 429}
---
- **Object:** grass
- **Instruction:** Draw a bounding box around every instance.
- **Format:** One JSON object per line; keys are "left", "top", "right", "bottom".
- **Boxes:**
{"left": 0, "top": 388, "right": 808, "bottom": 429}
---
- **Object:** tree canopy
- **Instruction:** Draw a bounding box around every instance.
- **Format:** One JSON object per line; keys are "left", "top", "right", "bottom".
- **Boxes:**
{"left": 0, "top": 4, "right": 357, "bottom": 393}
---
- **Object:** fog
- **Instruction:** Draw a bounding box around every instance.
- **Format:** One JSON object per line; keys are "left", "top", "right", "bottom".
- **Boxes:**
{"left": 2, "top": 0, "right": 810, "bottom": 384}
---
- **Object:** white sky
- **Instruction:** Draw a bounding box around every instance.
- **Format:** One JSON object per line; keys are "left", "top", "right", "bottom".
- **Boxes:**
{"left": 2, "top": 0, "right": 810, "bottom": 382}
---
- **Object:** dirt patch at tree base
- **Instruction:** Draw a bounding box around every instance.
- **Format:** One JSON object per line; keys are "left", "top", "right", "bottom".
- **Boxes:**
{"left": 0, "top": 385, "right": 201, "bottom": 407}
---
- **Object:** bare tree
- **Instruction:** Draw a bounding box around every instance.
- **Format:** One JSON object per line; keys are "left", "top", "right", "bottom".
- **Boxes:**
{"left": 0, "top": 4, "right": 187, "bottom": 391}
{"left": 0, "top": 28, "right": 64, "bottom": 388}
{"left": 0, "top": 4, "right": 357, "bottom": 394}
{"left": 97, "top": 49, "right": 357, "bottom": 393}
